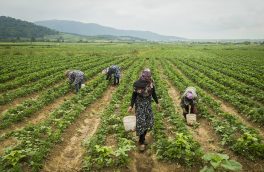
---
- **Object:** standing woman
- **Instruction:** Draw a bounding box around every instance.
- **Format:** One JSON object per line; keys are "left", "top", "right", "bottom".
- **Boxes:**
{"left": 128, "top": 68, "right": 160, "bottom": 151}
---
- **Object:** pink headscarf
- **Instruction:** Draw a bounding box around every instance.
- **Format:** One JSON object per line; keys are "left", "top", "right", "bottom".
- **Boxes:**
{"left": 186, "top": 91, "right": 193, "bottom": 100}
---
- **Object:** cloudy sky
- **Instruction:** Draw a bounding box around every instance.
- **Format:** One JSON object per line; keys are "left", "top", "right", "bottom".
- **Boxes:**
{"left": 1, "top": 0, "right": 263, "bottom": 39}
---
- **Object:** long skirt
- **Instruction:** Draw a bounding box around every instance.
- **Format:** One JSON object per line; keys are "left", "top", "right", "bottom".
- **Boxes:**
{"left": 135, "top": 96, "right": 154, "bottom": 136}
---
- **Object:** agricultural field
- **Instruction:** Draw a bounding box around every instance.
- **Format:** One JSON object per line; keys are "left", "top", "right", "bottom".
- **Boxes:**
{"left": 0, "top": 43, "right": 263, "bottom": 172}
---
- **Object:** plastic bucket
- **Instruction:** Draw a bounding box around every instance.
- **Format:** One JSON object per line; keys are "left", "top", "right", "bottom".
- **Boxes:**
{"left": 186, "top": 113, "right": 196, "bottom": 125}
{"left": 123, "top": 116, "right": 136, "bottom": 131}
{"left": 81, "top": 84, "right": 85, "bottom": 88}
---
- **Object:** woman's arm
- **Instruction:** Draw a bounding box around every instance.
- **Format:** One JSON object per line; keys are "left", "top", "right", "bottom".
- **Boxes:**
{"left": 152, "top": 86, "right": 159, "bottom": 104}
{"left": 130, "top": 91, "right": 137, "bottom": 108}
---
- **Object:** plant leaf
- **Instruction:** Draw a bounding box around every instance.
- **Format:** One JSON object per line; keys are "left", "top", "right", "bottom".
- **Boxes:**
{"left": 211, "top": 160, "right": 221, "bottom": 168}
{"left": 200, "top": 166, "right": 215, "bottom": 172}
{"left": 221, "top": 160, "right": 242, "bottom": 171}
{"left": 202, "top": 153, "right": 215, "bottom": 161}
{"left": 217, "top": 153, "right": 229, "bottom": 160}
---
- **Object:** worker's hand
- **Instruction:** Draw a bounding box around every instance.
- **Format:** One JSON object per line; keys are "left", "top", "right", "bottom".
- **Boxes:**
{"left": 157, "top": 104, "right": 161, "bottom": 111}
{"left": 128, "top": 106, "right": 133, "bottom": 113}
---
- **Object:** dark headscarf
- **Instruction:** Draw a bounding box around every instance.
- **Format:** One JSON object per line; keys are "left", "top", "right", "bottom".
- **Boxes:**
{"left": 133, "top": 69, "right": 153, "bottom": 96}
{"left": 140, "top": 68, "right": 152, "bottom": 83}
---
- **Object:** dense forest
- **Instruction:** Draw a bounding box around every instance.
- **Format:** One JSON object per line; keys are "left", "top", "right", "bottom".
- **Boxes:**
{"left": 0, "top": 16, "right": 58, "bottom": 40}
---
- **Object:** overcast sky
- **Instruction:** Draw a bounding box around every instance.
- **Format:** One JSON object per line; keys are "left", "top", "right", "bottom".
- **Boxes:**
{"left": 1, "top": 0, "right": 263, "bottom": 39}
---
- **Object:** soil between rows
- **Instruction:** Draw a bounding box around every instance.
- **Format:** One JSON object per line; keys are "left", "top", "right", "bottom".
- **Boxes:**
{"left": 42, "top": 86, "right": 116, "bottom": 172}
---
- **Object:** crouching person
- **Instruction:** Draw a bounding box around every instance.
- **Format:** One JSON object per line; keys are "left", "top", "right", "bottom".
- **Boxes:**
{"left": 180, "top": 86, "right": 198, "bottom": 120}
{"left": 65, "top": 70, "right": 85, "bottom": 93}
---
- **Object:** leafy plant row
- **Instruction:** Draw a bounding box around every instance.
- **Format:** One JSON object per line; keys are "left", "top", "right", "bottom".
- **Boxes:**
{"left": 192, "top": 54, "right": 264, "bottom": 90}
{"left": 0, "top": 54, "right": 69, "bottom": 76}
{"left": 177, "top": 56, "right": 264, "bottom": 103}
{"left": 209, "top": 49, "right": 264, "bottom": 74}
{"left": 0, "top": 57, "right": 129, "bottom": 130}
{"left": 82, "top": 58, "right": 143, "bottom": 171}
{"left": 0, "top": 55, "right": 90, "bottom": 83}
{"left": 0, "top": 58, "right": 134, "bottom": 172}
{"left": 168, "top": 58, "right": 264, "bottom": 125}
{"left": 0, "top": 56, "right": 99, "bottom": 92}
{"left": 161, "top": 59, "right": 264, "bottom": 160}
{"left": 0, "top": 56, "right": 116, "bottom": 105}
{"left": 149, "top": 58, "right": 203, "bottom": 165}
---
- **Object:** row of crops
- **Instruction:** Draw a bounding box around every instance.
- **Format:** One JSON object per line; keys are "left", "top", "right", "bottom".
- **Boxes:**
{"left": 0, "top": 43, "right": 263, "bottom": 171}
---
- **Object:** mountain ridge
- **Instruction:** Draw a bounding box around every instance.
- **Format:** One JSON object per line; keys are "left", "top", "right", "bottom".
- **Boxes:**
{"left": 0, "top": 16, "right": 146, "bottom": 42}
{"left": 35, "top": 19, "right": 185, "bottom": 41}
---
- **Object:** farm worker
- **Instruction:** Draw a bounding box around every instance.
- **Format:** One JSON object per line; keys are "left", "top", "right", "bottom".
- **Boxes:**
{"left": 104, "top": 65, "right": 121, "bottom": 85}
{"left": 128, "top": 68, "right": 160, "bottom": 151}
{"left": 65, "top": 70, "right": 85, "bottom": 93}
{"left": 180, "top": 86, "right": 198, "bottom": 120}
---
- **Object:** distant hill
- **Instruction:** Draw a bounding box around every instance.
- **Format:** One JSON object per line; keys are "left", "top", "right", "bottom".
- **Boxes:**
{"left": 0, "top": 16, "right": 58, "bottom": 40}
{"left": 45, "top": 32, "right": 146, "bottom": 42}
{"left": 35, "top": 20, "right": 185, "bottom": 41}
{"left": 0, "top": 16, "right": 146, "bottom": 42}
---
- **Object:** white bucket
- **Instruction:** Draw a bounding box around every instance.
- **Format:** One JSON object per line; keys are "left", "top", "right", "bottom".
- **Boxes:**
{"left": 81, "top": 84, "right": 85, "bottom": 88}
{"left": 123, "top": 116, "right": 136, "bottom": 131}
{"left": 186, "top": 113, "right": 196, "bottom": 125}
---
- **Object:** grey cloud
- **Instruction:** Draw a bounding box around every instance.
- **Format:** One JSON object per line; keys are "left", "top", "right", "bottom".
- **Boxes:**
{"left": 0, "top": 0, "right": 263, "bottom": 39}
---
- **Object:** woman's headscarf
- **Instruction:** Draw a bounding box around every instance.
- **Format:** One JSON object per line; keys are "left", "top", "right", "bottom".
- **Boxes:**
{"left": 133, "top": 68, "right": 153, "bottom": 88}
{"left": 186, "top": 91, "right": 193, "bottom": 100}
{"left": 182, "top": 86, "right": 197, "bottom": 99}
{"left": 140, "top": 68, "right": 152, "bottom": 83}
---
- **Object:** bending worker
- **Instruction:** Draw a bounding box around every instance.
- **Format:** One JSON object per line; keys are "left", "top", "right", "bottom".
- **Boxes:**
{"left": 65, "top": 70, "right": 85, "bottom": 93}
{"left": 180, "top": 86, "right": 198, "bottom": 120}
{"left": 105, "top": 65, "right": 121, "bottom": 85}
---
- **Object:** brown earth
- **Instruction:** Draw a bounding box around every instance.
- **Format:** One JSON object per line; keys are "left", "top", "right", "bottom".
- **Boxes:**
{"left": 0, "top": 80, "right": 65, "bottom": 115}
{"left": 170, "top": 62, "right": 264, "bottom": 172}
{"left": 160, "top": 64, "right": 223, "bottom": 153}
{"left": 211, "top": 94, "right": 264, "bottom": 138}
{"left": 171, "top": 60, "right": 264, "bottom": 138}
{"left": 0, "top": 92, "right": 39, "bottom": 115}
{"left": 166, "top": 79, "right": 223, "bottom": 153}
{"left": 105, "top": 134, "right": 118, "bottom": 149}
{"left": 0, "top": 92, "right": 74, "bottom": 136}
{"left": 124, "top": 133, "right": 198, "bottom": 172}
{"left": 41, "top": 86, "right": 116, "bottom": 172}
{"left": 0, "top": 137, "right": 18, "bottom": 156}
{"left": 0, "top": 76, "right": 99, "bottom": 137}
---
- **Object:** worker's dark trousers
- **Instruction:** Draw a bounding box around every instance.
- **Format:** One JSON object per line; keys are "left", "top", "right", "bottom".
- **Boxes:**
{"left": 183, "top": 105, "right": 197, "bottom": 119}
{"left": 139, "top": 130, "right": 147, "bottom": 145}
{"left": 75, "top": 82, "right": 82, "bottom": 93}
{"left": 106, "top": 73, "right": 112, "bottom": 80}
{"left": 114, "top": 77, "right": 119, "bottom": 85}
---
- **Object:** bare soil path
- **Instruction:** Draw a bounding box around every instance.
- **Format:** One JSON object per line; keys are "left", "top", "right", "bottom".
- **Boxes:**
{"left": 0, "top": 81, "right": 64, "bottom": 115}
{"left": 171, "top": 61, "right": 264, "bottom": 137}
{"left": 169, "top": 62, "right": 264, "bottom": 171}
{"left": 0, "top": 76, "right": 100, "bottom": 136}
{"left": 160, "top": 66, "right": 223, "bottom": 153}
{"left": 211, "top": 94, "right": 264, "bottom": 138}
{"left": 0, "top": 92, "right": 74, "bottom": 136}
{"left": 123, "top": 67, "right": 199, "bottom": 172}
{"left": 42, "top": 86, "right": 116, "bottom": 172}
{"left": 0, "top": 92, "right": 39, "bottom": 115}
